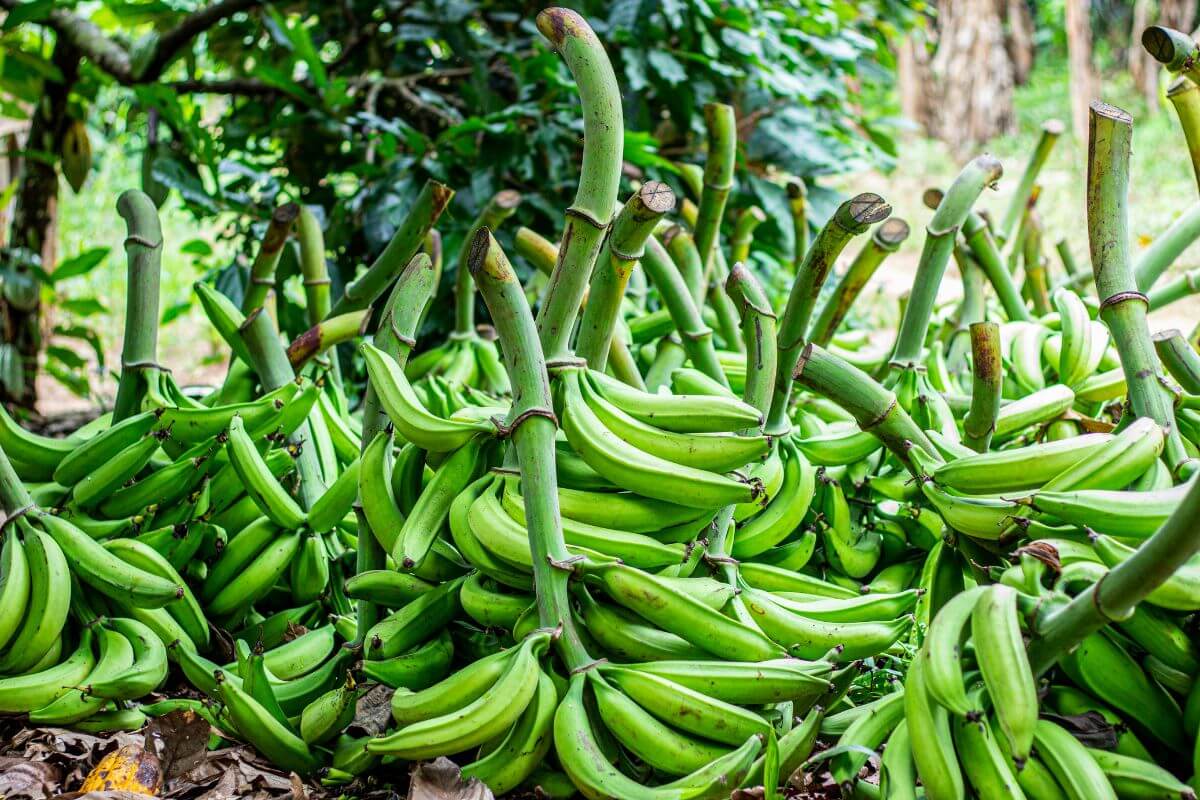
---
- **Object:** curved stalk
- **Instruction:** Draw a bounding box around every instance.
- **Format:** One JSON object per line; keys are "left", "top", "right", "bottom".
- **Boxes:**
{"left": 514, "top": 227, "right": 559, "bottom": 278}
{"left": 113, "top": 189, "right": 163, "bottom": 423}
{"left": 533, "top": 8, "right": 623, "bottom": 362}
{"left": 237, "top": 308, "right": 325, "bottom": 508}
{"left": 1167, "top": 76, "right": 1200, "bottom": 195}
{"left": 1027, "top": 474, "right": 1200, "bottom": 675}
{"left": 286, "top": 310, "right": 371, "bottom": 369}
{"left": 963, "top": 211, "right": 1032, "bottom": 322}
{"left": 1153, "top": 329, "right": 1200, "bottom": 392}
{"left": 644, "top": 337, "right": 688, "bottom": 392}
{"left": 606, "top": 330, "right": 645, "bottom": 389}
{"left": 354, "top": 253, "right": 437, "bottom": 642}
{"left": 417, "top": 230, "right": 443, "bottom": 334}
{"left": 726, "top": 263, "right": 777, "bottom": 421}
{"left": 639, "top": 236, "right": 727, "bottom": 386}
{"left": 1142, "top": 25, "right": 1200, "bottom": 83}
{"left": 455, "top": 190, "right": 521, "bottom": 335}
{"left": 0, "top": 443, "right": 31, "bottom": 513}
{"left": 576, "top": 182, "right": 674, "bottom": 369}
{"left": 1148, "top": 267, "right": 1200, "bottom": 309}
{"left": 793, "top": 343, "right": 938, "bottom": 475}
{"left": 810, "top": 217, "right": 911, "bottom": 347}
{"left": 731, "top": 206, "right": 767, "bottom": 265}
{"left": 766, "top": 193, "right": 891, "bottom": 434}
{"left": 297, "top": 205, "right": 331, "bottom": 326}
{"left": 1087, "top": 101, "right": 1192, "bottom": 473}
{"left": 998, "top": 120, "right": 1064, "bottom": 244}
{"left": 891, "top": 155, "right": 1003, "bottom": 369}
{"left": 329, "top": 179, "right": 453, "bottom": 316}
{"left": 243, "top": 203, "right": 299, "bottom": 315}
{"left": 1054, "top": 238, "right": 1083, "bottom": 284}
{"left": 469, "top": 228, "right": 591, "bottom": 669}
{"left": 693, "top": 103, "right": 736, "bottom": 282}
{"left": 1132, "top": 202, "right": 1200, "bottom": 291}
{"left": 789, "top": 178, "right": 808, "bottom": 270}
{"left": 963, "top": 322, "right": 1002, "bottom": 452}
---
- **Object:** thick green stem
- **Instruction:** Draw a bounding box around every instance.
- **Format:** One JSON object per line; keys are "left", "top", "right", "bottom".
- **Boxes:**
{"left": 237, "top": 308, "right": 325, "bottom": 508}
{"left": 469, "top": 228, "right": 592, "bottom": 668}
{"left": 707, "top": 253, "right": 745, "bottom": 354}
{"left": 963, "top": 212, "right": 1033, "bottom": 322}
{"left": 286, "top": 310, "right": 371, "bottom": 369}
{"left": 963, "top": 322, "right": 1003, "bottom": 452}
{"left": 892, "top": 155, "right": 1003, "bottom": 369}
{"left": 664, "top": 226, "right": 706, "bottom": 306}
{"left": 533, "top": 9, "right": 623, "bottom": 363}
{"left": 731, "top": 206, "right": 766, "bottom": 265}
{"left": 329, "top": 180, "right": 453, "bottom": 317}
{"left": 693, "top": 103, "right": 736, "bottom": 283}
{"left": 998, "top": 120, "right": 1064, "bottom": 244}
{"left": 577, "top": 182, "right": 674, "bottom": 369}
{"left": 789, "top": 178, "right": 808, "bottom": 270}
{"left": 113, "top": 189, "right": 163, "bottom": 423}
{"left": 242, "top": 203, "right": 298, "bottom": 315}
{"left": 1167, "top": 76, "right": 1200, "bottom": 195}
{"left": 355, "top": 253, "right": 437, "bottom": 642}
{"left": 455, "top": 190, "right": 522, "bottom": 335}
{"left": 793, "top": 343, "right": 938, "bottom": 475}
{"left": 1148, "top": 267, "right": 1200, "bottom": 309}
{"left": 1154, "top": 329, "right": 1200, "bottom": 392}
{"left": 726, "top": 263, "right": 777, "bottom": 421}
{"left": 766, "top": 193, "right": 891, "bottom": 435}
{"left": 1142, "top": 25, "right": 1200, "bottom": 84}
{"left": 810, "top": 217, "right": 910, "bottom": 347}
{"left": 1087, "top": 101, "right": 1192, "bottom": 473}
{"left": 297, "top": 205, "right": 331, "bottom": 326}
{"left": 1132, "top": 202, "right": 1200, "bottom": 291}
{"left": 1027, "top": 474, "right": 1200, "bottom": 675}
{"left": 640, "top": 236, "right": 728, "bottom": 386}
{"left": 514, "top": 227, "right": 559, "bottom": 278}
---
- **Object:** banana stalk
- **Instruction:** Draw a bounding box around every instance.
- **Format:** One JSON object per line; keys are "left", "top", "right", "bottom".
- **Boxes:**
{"left": 665, "top": 226, "right": 706, "bottom": 307}
{"left": 793, "top": 343, "right": 937, "bottom": 475}
{"left": 243, "top": 203, "right": 299, "bottom": 315}
{"left": 469, "top": 228, "right": 591, "bottom": 669}
{"left": 1054, "top": 237, "right": 1085, "bottom": 285}
{"left": 1022, "top": 209, "right": 1052, "bottom": 315}
{"left": 998, "top": 120, "right": 1064, "bottom": 245}
{"left": 1167, "top": 76, "right": 1200, "bottom": 195}
{"left": 891, "top": 155, "right": 1003, "bottom": 371}
{"left": 1142, "top": 25, "right": 1200, "bottom": 86}
{"left": 767, "top": 193, "right": 891, "bottom": 434}
{"left": 1086, "top": 101, "right": 1192, "bottom": 473}
{"left": 1132, "top": 202, "right": 1200, "bottom": 291}
{"left": 0, "top": 432, "right": 32, "bottom": 513}
{"left": 810, "top": 218, "right": 910, "bottom": 348}
{"left": 639, "top": 234, "right": 727, "bottom": 386}
{"left": 1153, "top": 329, "right": 1200, "bottom": 393}
{"left": 726, "top": 263, "right": 778, "bottom": 422}
{"left": 789, "top": 178, "right": 808, "bottom": 270}
{"left": 963, "top": 322, "right": 1002, "bottom": 452}
{"left": 694, "top": 102, "right": 736, "bottom": 284}
{"left": 455, "top": 190, "right": 521, "bottom": 336}
{"left": 112, "top": 190, "right": 163, "bottom": 423}
{"left": 297, "top": 206, "right": 331, "bottom": 326}
{"left": 1148, "top": 267, "right": 1200, "bottom": 309}
{"left": 963, "top": 211, "right": 1033, "bottom": 322}
{"left": 576, "top": 181, "right": 674, "bottom": 369}
{"left": 532, "top": 8, "right": 623, "bottom": 363}
{"left": 1027, "top": 472, "right": 1200, "bottom": 674}
{"left": 329, "top": 179, "right": 453, "bottom": 317}
{"left": 355, "top": 253, "right": 437, "bottom": 640}
{"left": 730, "top": 206, "right": 766, "bottom": 265}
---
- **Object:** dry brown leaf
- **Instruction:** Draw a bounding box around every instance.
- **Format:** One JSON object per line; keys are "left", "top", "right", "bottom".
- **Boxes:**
{"left": 408, "top": 758, "right": 494, "bottom": 800}
{"left": 0, "top": 757, "right": 61, "bottom": 799}
{"left": 145, "top": 710, "right": 210, "bottom": 780}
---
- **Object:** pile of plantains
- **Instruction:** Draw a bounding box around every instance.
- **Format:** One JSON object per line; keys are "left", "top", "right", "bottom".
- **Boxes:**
{"left": 9, "top": 9, "right": 1200, "bottom": 798}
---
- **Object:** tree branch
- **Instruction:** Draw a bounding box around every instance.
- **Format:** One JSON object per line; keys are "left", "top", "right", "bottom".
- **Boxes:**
{"left": 139, "top": 0, "right": 263, "bottom": 80}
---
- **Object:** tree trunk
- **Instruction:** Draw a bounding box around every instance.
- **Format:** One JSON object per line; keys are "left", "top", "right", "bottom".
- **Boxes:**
{"left": 930, "top": 0, "right": 1016, "bottom": 152}
{"left": 1064, "top": 0, "right": 1095, "bottom": 143}
{"left": 6, "top": 39, "right": 80, "bottom": 409}
{"left": 1005, "top": 0, "right": 1035, "bottom": 85}
{"left": 898, "top": 28, "right": 937, "bottom": 135}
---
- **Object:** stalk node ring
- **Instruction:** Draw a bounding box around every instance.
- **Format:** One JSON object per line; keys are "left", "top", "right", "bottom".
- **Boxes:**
{"left": 1098, "top": 290, "right": 1149, "bottom": 311}
{"left": 564, "top": 206, "right": 610, "bottom": 231}
{"left": 490, "top": 407, "right": 559, "bottom": 439}
{"left": 0, "top": 503, "right": 35, "bottom": 534}
{"left": 569, "top": 657, "right": 608, "bottom": 675}
{"left": 124, "top": 234, "right": 163, "bottom": 250}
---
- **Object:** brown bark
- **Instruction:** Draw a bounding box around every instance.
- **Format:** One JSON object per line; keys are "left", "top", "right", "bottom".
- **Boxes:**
{"left": 1005, "top": 0, "right": 1035, "bottom": 85}
{"left": 6, "top": 39, "right": 80, "bottom": 408}
{"left": 931, "top": 0, "right": 1016, "bottom": 151}
{"left": 898, "top": 29, "right": 937, "bottom": 135}
{"left": 1065, "top": 0, "right": 1095, "bottom": 142}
